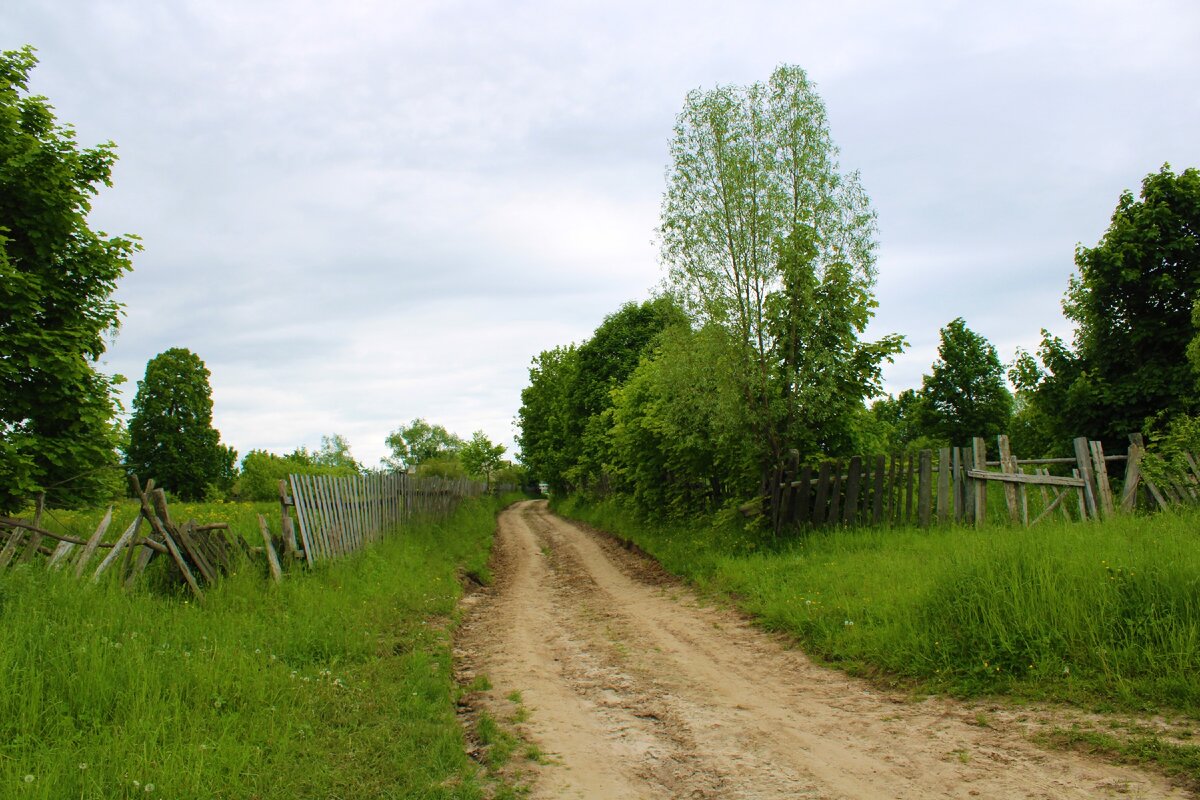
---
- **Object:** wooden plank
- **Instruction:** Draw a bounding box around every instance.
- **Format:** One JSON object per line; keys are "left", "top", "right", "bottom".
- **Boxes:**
{"left": 884, "top": 455, "right": 897, "bottom": 525}
{"left": 92, "top": 516, "right": 142, "bottom": 582}
{"left": 289, "top": 475, "right": 316, "bottom": 565}
{"left": 16, "top": 493, "right": 46, "bottom": 564}
{"left": 258, "top": 514, "right": 283, "bottom": 583}
{"left": 1089, "top": 440, "right": 1116, "bottom": 518}
{"left": 964, "top": 470, "right": 1086, "bottom": 488}
{"left": 1030, "top": 483, "right": 1071, "bottom": 526}
{"left": 795, "top": 466, "right": 812, "bottom": 525}
{"left": 1072, "top": 468, "right": 1088, "bottom": 519}
{"left": 43, "top": 535, "right": 77, "bottom": 569}
{"left": 997, "top": 435, "right": 1020, "bottom": 524}
{"left": 937, "top": 448, "right": 951, "bottom": 525}
{"left": 812, "top": 462, "right": 831, "bottom": 526}
{"left": 0, "top": 526, "right": 25, "bottom": 570}
{"left": 972, "top": 438, "right": 988, "bottom": 527}
{"left": 951, "top": 447, "right": 963, "bottom": 523}
{"left": 125, "top": 541, "right": 157, "bottom": 588}
{"left": 828, "top": 461, "right": 843, "bottom": 525}
{"left": 73, "top": 506, "right": 114, "bottom": 578}
{"left": 1015, "top": 457, "right": 1029, "bottom": 526}
{"left": 871, "top": 455, "right": 885, "bottom": 524}
{"left": 129, "top": 476, "right": 202, "bottom": 600}
{"left": 1073, "top": 437, "right": 1099, "bottom": 520}
{"left": 175, "top": 521, "right": 218, "bottom": 585}
{"left": 843, "top": 456, "right": 862, "bottom": 525}
{"left": 160, "top": 524, "right": 204, "bottom": 601}
{"left": 782, "top": 451, "right": 799, "bottom": 526}
{"left": 904, "top": 453, "right": 915, "bottom": 525}
{"left": 918, "top": 449, "right": 933, "bottom": 528}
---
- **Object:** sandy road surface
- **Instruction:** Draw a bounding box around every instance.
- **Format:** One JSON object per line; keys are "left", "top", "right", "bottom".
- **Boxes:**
{"left": 454, "top": 501, "right": 1188, "bottom": 799}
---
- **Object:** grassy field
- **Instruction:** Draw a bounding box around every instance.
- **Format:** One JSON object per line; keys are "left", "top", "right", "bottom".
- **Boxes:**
{"left": 553, "top": 495, "right": 1200, "bottom": 717}
{"left": 0, "top": 494, "right": 523, "bottom": 800}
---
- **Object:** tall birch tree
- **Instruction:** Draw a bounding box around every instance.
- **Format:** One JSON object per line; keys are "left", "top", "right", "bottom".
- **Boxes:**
{"left": 659, "top": 65, "right": 903, "bottom": 470}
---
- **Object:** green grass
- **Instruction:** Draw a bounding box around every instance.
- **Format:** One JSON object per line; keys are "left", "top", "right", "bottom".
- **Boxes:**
{"left": 553, "top": 496, "right": 1200, "bottom": 716}
{"left": 0, "top": 493, "right": 524, "bottom": 799}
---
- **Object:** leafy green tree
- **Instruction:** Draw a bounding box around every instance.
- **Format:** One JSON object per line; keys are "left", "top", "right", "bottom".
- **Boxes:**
{"left": 384, "top": 418, "right": 463, "bottom": 471}
{"left": 0, "top": 46, "right": 140, "bottom": 512}
{"left": 917, "top": 318, "right": 1013, "bottom": 446}
{"left": 868, "top": 389, "right": 935, "bottom": 452}
{"left": 1016, "top": 165, "right": 1200, "bottom": 449}
{"left": 660, "top": 64, "right": 903, "bottom": 473}
{"left": 460, "top": 430, "right": 506, "bottom": 487}
{"left": 609, "top": 323, "right": 760, "bottom": 512}
{"left": 516, "top": 345, "right": 579, "bottom": 492}
{"left": 234, "top": 437, "right": 359, "bottom": 502}
{"left": 125, "top": 348, "right": 235, "bottom": 500}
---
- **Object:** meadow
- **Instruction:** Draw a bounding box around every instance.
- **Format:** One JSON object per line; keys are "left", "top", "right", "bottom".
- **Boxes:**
{"left": 0, "top": 494, "right": 523, "bottom": 800}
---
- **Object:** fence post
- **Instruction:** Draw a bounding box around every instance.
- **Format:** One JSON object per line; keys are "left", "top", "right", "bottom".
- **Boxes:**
{"left": 997, "top": 435, "right": 1020, "bottom": 524}
{"left": 1073, "top": 437, "right": 1099, "bottom": 520}
{"left": 843, "top": 456, "right": 863, "bottom": 525}
{"left": 1089, "top": 440, "right": 1116, "bottom": 519}
{"left": 918, "top": 449, "right": 933, "bottom": 528}
{"left": 937, "top": 447, "right": 950, "bottom": 525}
{"left": 972, "top": 438, "right": 987, "bottom": 527}
{"left": 1121, "top": 434, "right": 1145, "bottom": 512}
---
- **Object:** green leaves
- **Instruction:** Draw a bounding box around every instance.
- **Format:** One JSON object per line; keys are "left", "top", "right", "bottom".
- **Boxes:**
{"left": 0, "top": 46, "right": 137, "bottom": 513}
{"left": 125, "top": 348, "right": 234, "bottom": 501}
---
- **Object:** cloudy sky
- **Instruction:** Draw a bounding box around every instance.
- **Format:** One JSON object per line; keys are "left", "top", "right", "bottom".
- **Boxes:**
{"left": 6, "top": 0, "right": 1199, "bottom": 466}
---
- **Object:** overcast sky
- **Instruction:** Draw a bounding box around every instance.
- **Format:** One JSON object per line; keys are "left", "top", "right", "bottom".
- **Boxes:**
{"left": 6, "top": 0, "right": 1199, "bottom": 467}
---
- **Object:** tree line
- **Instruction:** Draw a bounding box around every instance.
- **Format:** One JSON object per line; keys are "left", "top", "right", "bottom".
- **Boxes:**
{"left": 518, "top": 65, "right": 1200, "bottom": 515}
{"left": 0, "top": 47, "right": 516, "bottom": 513}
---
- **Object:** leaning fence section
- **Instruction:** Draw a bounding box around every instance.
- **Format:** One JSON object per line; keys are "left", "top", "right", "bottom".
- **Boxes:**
{"left": 766, "top": 432, "right": 1188, "bottom": 531}
{"left": 286, "top": 473, "right": 487, "bottom": 565}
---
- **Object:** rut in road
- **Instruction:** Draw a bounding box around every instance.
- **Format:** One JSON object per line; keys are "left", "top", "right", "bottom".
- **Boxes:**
{"left": 454, "top": 500, "right": 1187, "bottom": 799}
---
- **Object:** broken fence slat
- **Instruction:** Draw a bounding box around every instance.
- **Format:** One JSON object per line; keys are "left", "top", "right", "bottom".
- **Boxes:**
{"left": 93, "top": 516, "right": 142, "bottom": 582}
{"left": 258, "top": 515, "right": 283, "bottom": 583}
{"left": 74, "top": 506, "right": 114, "bottom": 578}
{"left": 965, "top": 469, "right": 1085, "bottom": 488}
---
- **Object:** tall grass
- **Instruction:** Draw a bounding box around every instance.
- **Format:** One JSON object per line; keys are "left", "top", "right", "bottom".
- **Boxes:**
{"left": 555, "top": 496, "right": 1200, "bottom": 715}
{"left": 0, "top": 494, "right": 522, "bottom": 800}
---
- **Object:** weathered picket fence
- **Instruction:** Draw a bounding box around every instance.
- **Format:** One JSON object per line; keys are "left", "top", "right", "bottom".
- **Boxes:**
{"left": 1, "top": 471, "right": 504, "bottom": 595}
{"left": 0, "top": 477, "right": 244, "bottom": 600}
{"left": 284, "top": 472, "right": 488, "bottom": 565}
{"left": 764, "top": 433, "right": 1178, "bottom": 531}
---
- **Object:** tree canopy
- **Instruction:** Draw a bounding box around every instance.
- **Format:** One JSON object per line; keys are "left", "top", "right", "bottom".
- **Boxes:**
{"left": 0, "top": 46, "right": 139, "bottom": 512}
{"left": 659, "top": 64, "right": 903, "bottom": 470}
{"left": 125, "top": 348, "right": 235, "bottom": 500}
{"left": 1014, "top": 165, "right": 1200, "bottom": 451}
{"left": 918, "top": 318, "right": 1013, "bottom": 446}
{"left": 384, "top": 418, "right": 464, "bottom": 471}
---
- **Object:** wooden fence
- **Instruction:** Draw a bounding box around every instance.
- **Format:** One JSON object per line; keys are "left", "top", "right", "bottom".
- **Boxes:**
{"left": 765, "top": 433, "right": 1180, "bottom": 531}
{"left": 286, "top": 473, "right": 489, "bottom": 565}
{"left": 1, "top": 472, "right": 507, "bottom": 595}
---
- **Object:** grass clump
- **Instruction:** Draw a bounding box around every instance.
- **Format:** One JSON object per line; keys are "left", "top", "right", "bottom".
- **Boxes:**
{"left": 0, "top": 493, "right": 524, "bottom": 799}
{"left": 554, "top": 495, "right": 1200, "bottom": 716}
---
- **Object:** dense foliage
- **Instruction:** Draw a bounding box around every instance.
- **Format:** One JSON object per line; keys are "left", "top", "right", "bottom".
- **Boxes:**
{"left": 125, "top": 348, "right": 235, "bottom": 500}
{"left": 0, "top": 46, "right": 138, "bottom": 512}
{"left": 660, "top": 64, "right": 903, "bottom": 471}
{"left": 234, "top": 435, "right": 360, "bottom": 502}
{"left": 1014, "top": 165, "right": 1200, "bottom": 454}
{"left": 917, "top": 317, "right": 1013, "bottom": 447}
{"left": 518, "top": 66, "right": 903, "bottom": 512}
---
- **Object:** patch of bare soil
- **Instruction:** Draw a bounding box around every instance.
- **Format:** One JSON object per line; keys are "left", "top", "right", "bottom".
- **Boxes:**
{"left": 454, "top": 500, "right": 1191, "bottom": 799}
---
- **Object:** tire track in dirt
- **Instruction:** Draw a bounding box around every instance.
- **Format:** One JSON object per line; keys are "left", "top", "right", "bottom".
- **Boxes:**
{"left": 454, "top": 500, "right": 1189, "bottom": 799}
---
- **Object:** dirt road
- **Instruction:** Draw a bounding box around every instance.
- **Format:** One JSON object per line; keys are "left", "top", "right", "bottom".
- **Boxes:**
{"left": 454, "top": 501, "right": 1188, "bottom": 799}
